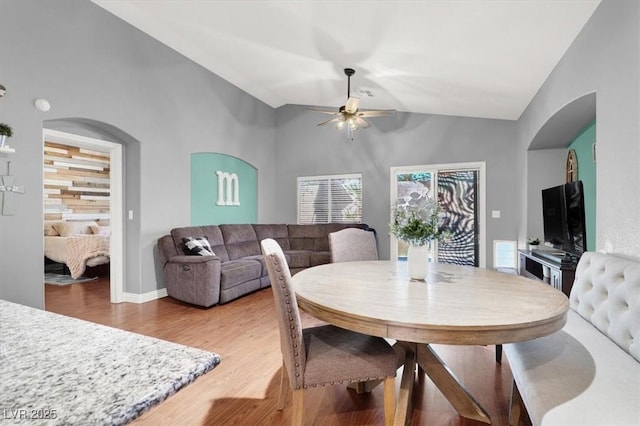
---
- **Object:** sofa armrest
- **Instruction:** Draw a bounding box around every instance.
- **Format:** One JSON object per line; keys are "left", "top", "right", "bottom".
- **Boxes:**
{"left": 157, "top": 235, "right": 178, "bottom": 266}
{"left": 164, "top": 255, "right": 222, "bottom": 307}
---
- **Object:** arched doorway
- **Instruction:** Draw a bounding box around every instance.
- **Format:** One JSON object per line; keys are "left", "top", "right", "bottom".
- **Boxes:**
{"left": 42, "top": 119, "right": 141, "bottom": 305}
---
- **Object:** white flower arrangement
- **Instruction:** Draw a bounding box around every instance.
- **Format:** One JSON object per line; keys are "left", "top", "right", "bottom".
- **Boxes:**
{"left": 389, "top": 195, "right": 450, "bottom": 246}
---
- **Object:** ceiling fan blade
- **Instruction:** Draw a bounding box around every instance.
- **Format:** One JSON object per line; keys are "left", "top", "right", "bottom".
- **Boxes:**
{"left": 354, "top": 117, "right": 371, "bottom": 129}
{"left": 317, "top": 116, "right": 344, "bottom": 127}
{"left": 345, "top": 97, "right": 359, "bottom": 114}
{"left": 357, "top": 109, "right": 396, "bottom": 117}
{"left": 306, "top": 108, "right": 340, "bottom": 115}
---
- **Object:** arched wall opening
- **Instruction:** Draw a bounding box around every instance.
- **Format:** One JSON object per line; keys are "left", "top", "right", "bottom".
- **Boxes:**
{"left": 43, "top": 118, "right": 142, "bottom": 301}
{"left": 525, "top": 92, "right": 596, "bottom": 247}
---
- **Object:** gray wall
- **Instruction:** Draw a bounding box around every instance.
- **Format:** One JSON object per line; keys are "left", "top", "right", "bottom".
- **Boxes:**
{"left": 0, "top": 0, "right": 277, "bottom": 308}
{"left": 1, "top": 0, "right": 638, "bottom": 310}
{"left": 275, "top": 105, "right": 519, "bottom": 262}
{"left": 517, "top": 0, "right": 640, "bottom": 259}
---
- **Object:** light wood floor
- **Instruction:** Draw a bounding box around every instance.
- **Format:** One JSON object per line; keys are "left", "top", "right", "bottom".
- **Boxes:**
{"left": 45, "top": 274, "right": 527, "bottom": 426}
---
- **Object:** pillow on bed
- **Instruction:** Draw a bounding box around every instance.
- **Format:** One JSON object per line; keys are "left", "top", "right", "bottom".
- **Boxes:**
{"left": 182, "top": 237, "right": 215, "bottom": 256}
{"left": 44, "top": 221, "right": 60, "bottom": 236}
{"left": 53, "top": 221, "right": 98, "bottom": 237}
{"left": 90, "top": 225, "right": 111, "bottom": 236}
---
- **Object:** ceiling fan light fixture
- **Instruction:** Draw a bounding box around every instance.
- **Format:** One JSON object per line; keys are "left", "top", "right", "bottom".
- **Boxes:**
{"left": 308, "top": 67, "right": 395, "bottom": 139}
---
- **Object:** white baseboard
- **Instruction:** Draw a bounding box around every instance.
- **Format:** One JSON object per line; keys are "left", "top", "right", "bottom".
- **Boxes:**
{"left": 123, "top": 288, "right": 168, "bottom": 304}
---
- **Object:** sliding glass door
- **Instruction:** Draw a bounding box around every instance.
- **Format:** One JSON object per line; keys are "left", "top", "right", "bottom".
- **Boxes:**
{"left": 390, "top": 162, "right": 486, "bottom": 268}
{"left": 437, "top": 170, "right": 479, "bottom": 266}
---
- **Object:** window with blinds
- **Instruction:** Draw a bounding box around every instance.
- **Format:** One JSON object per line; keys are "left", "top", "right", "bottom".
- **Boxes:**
{"left": 297, "top": 174, "right": 362, "bottom": 224}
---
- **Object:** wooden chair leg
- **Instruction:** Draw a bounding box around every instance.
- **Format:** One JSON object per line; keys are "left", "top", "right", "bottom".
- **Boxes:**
{"left": 277, "top": 363, "right": 288, "bottom": 410}
{"left": 383, "top": 376, "right": 396, "bottom": 426}
{"left": 509, "top": 379, "right": 523, "bottom": 426}
{"left": 291, "top": 389, "right": 304, "bottom": 426}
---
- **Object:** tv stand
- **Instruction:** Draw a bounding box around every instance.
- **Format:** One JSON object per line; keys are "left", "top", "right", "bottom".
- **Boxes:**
{"left": 518, "top": 250, "right": 576, "bottom": 297}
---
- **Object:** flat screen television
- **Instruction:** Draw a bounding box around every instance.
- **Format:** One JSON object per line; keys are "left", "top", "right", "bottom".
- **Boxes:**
{"left": 541, "top": 181, "right": 587, "bottom": 257}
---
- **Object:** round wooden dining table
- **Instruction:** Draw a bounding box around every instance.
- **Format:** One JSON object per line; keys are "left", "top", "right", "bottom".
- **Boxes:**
{"left": 291, "top": 260, "right": 569, "bottom": 425}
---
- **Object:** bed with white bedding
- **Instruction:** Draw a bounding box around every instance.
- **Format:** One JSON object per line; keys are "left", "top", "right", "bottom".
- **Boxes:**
{"left": 44, "top": 220, "right": 110, "bottom": 278}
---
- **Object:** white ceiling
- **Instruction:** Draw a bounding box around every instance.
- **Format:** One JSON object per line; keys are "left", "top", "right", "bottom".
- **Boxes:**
{"left": 92, "top": 0, "right": 601, "bottom": 121}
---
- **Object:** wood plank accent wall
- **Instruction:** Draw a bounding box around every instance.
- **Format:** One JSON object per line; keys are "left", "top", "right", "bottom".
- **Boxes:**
{"left": 44, "top": 141, "right": 111, "bottom": 221}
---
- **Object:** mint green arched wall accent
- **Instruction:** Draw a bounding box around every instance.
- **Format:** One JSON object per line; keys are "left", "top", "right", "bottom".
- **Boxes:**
{"left": 191, "top": 153, "right": 257, "bottom": 225}
{"left": 569, "top": 120, "right": 596, "bottom": 251}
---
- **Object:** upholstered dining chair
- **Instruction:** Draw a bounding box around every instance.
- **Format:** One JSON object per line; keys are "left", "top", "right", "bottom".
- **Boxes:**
{"left": 328, "top": 228, "right": 378, "bottom": 263}
{"left": 261, "top": 238, "right": 397, "bottom": 426}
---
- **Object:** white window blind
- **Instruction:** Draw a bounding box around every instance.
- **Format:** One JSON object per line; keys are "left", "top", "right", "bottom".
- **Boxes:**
{"left": 297, "top": 174, "right": 362, "bottom": 224}
{"left": 493, "top": 240, "right": 517, "bottom": 269}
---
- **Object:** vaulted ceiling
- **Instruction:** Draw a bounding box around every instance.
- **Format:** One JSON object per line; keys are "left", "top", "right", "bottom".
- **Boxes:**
{"left": 93, "top": 0, "right": 601, "bottom": 120}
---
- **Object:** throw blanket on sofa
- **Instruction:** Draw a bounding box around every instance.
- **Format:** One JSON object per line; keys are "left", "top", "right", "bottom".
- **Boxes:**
{"left": 65, "top": 235, "right": 110, "bottom": 278}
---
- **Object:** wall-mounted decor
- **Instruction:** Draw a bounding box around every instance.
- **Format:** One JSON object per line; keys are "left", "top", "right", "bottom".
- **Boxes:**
{"left": 0, "top": 125, "right": 14, "bottom": 153}
{"left": 215, "top": 171, "right": 240, "bottom": 206}
{"left": 566, "top": 149, "right": 578, "bottom": 183}
{"left": 0, "top": 84, "right": 14, "bottom": 153}
{"left": 1, "top": 161, "right": 25, "bottom": 215}
{"left": 568, "top": 120, "right": 596, "bottom": 256}
{"left": 191, "top": 153, "right": 257, "bottom": 225}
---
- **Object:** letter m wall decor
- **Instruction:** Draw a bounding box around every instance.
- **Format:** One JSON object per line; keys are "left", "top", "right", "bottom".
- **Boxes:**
{"left": 191, "top": 153, "right": 257, "bottom": 225}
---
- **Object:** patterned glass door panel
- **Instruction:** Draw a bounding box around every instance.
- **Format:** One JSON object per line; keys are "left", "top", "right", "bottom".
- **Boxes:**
{"left": 437, "top": 170, "right": 479, "bottom": 266}
{"left": 394, "top": 171, "right": 435, "bottom": 262}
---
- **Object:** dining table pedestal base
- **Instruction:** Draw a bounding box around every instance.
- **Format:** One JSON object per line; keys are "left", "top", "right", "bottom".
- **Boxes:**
{"left": 394, "top": 342, "right": 491, "bottom": 426}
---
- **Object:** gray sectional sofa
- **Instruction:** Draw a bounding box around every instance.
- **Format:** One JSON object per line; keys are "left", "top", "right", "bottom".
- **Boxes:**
{"left": 157, "top": 223, "right": 373, "bottom": 307}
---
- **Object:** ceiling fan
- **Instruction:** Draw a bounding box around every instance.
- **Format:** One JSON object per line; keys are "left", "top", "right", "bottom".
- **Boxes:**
{"left": 308, "top": 68, "right": 395, "bottom": 133}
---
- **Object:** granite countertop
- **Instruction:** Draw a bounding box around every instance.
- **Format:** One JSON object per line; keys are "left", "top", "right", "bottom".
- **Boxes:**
{"left": 0, "top": 299, "right": 221, "bottom": 425}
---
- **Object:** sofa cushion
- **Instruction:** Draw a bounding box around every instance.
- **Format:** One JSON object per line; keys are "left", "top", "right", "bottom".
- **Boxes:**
{"left": 253, "top": 224, "right": 291, "bottom": 250}
{"left": 183, "top": 237, "right": 215, "bottom": 256}
{"left": 288, "top": 223, "right": 366, "bottom": 252}
{"left": 220, "top": 259, "right": 262, "bottom": 290}
{"left": 219, "top": 278, "right": 261, "bottom": 304}
{"left": 504, "top": 310, "right": 640, "bottom": 426}
{"left": 288, "top": 224, "right": 327, "bottom": 251}
{"left": 310, "top": 251, "right": 330, "bottom": 267}
{"left": 284, "top": 250, "right": 311, "bottom": 269}
{"left": 242, "top": 254, "right": 268, "bottom": 276}
{"left": 569, "top": 252, "right": 640, "bottom": 361}
{"left": 171, "top": 226, "right": 229, "bottom": 261}
{"left": 220, "top": 224, "right": 261, "bottom": 260}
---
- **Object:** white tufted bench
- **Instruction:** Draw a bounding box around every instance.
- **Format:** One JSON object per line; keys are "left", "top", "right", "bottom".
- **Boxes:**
{"left": 504, "top": 252, "right": 640, "bottom": 425}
